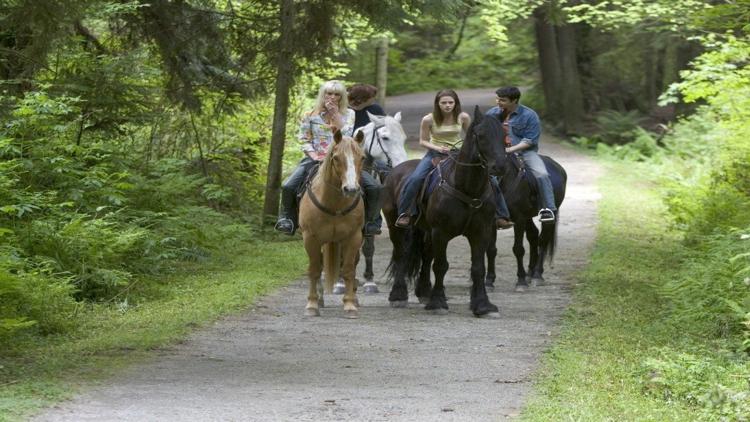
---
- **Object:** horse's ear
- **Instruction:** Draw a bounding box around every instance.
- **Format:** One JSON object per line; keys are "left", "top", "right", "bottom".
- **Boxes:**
{"left": 333, "top": 129, "right": 342, "bottom": 144}
{"left": 354, "top": 130, "right": 365, "bottom": 145}
{"left": 367, "top": 111, "right": 384, "bottom": 125}
{"left": 473, "top": 105, "right": 483, "bottom": 123}
{"left": 394, "top": 111, "right": 402, "bottom": 122}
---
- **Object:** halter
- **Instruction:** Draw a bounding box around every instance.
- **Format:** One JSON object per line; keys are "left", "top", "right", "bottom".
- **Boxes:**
{"left": 306, "top": 142, "right": 362, "bottom": 217}
{"left": 365, "top": 124, "right": 393, "bottom": 170}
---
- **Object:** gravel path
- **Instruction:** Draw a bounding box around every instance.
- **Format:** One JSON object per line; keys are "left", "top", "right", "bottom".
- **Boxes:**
{"left": 35, "top": 89, "right": 602, "bottom": 422}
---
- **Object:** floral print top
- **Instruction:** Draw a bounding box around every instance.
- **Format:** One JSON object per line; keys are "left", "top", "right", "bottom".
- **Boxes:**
{"left": 298, "top": 109, "right": 355, "bottom": 155}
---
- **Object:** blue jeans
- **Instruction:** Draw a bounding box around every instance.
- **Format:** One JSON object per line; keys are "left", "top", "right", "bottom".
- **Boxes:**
{"left": 522, "top": 150, "right": 556, "bottom": 211}
{"left": 281, "top": 157, "right": 382, "bottom": 224}
{"left": 490, "top": 176, "right": 510, "bottom": 219}
{"left": 397, "top": 150, "right": 444, "bottom": 216}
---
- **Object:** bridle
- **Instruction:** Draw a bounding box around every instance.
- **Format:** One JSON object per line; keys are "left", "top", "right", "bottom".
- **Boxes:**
{"left": 364, "top": 123, "right": 394, "bottom": 170}
{"left": 447, "top": 123, "right": 490, "bottom": 169}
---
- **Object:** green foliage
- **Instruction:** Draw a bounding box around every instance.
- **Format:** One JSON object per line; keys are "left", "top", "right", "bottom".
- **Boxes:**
{"left": 346, "top": 12, "right": 537, "bottom": 95}
{"left": 643, "top": 349, "right": 750, "bottom": 421}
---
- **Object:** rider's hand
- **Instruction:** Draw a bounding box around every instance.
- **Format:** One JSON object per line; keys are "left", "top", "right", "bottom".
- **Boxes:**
{"left": 325, "top": 100, "right": 339, "bottom": 114}
{"left": 440, "top": 146, "right": 450, "bottom": 154}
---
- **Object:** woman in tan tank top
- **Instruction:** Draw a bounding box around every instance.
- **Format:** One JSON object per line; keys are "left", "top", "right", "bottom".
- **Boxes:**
{"left": 395, "top": 89, "right": 471, "bottom": 227}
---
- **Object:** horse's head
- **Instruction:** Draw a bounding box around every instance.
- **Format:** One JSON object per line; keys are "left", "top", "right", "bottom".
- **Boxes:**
{"left": 359, "top": 111, "right": 408, "bottom": 168}
{"left": 469, "top": 106, "right": 506, "bottom": 176}
{"left": 329, "top": 129, "right": 365, "bottom": 197}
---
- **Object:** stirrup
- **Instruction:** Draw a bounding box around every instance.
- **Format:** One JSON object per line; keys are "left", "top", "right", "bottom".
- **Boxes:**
{"left": 274, "top": 218, "right": 295, "bottom": 235}
{"left": 538, "top": 208, "right": 555, "bottom": 223}
{"left": 394, "top": 213, "right": 411, "bottom": 228}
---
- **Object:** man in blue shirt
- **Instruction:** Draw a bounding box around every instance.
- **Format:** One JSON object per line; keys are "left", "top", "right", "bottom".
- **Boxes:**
{"left": 486, "top": 86, "right": 556, "bottom": 223}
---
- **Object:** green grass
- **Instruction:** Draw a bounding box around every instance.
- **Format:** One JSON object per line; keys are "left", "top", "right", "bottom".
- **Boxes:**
{"left": 0, "top": 236, "right": 306, "bottom": 421}
{"left": 520, "top": 158, "right": 749, "bottom": 421}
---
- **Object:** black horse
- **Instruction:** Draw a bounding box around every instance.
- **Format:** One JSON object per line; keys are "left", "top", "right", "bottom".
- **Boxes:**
{"left": 382, "top": 107, "right": 506, "bottom": 317}
{"left": 485, "top": 151, "right": 567, "bottom": 292}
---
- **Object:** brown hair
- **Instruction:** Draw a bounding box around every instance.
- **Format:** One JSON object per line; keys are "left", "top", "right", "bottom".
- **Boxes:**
{"left": 347, "top": 83, "right": 378, "bottom": 107}
{"left": 432, "top": 89, "right": 461, "bottom": 127}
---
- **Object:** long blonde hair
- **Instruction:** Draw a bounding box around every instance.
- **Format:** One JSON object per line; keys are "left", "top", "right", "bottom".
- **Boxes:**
{"left": 313, "top": 80, "right": 348, "bottom": 114}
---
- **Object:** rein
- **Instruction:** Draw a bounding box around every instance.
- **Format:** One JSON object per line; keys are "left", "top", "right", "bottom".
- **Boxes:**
{"left": 365, "top": 124, "right": 393, "bottom": 169}
{"left": 436, "top": 156, "right": 492, "bottom": 234}
{"left": 306, "top": 185, "right": 361, "bottom": 216}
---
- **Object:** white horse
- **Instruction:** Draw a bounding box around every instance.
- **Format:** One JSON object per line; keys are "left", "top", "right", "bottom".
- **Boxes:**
{"left": 331, "top": 111, "right": 408, "bottom": 295}
{"left": 357, "top": 111, "right": 409, "bottom": 170}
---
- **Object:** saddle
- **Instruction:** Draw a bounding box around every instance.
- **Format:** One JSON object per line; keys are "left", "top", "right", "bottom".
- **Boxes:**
{"left": 409, "top": 155, "right": 455, "bottom": 223}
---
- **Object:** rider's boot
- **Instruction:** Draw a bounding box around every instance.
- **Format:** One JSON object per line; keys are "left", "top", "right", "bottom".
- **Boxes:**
{"left": 363, "top": 185, "right": 382, "bottom": 236}
{"left": 274, "top": 188, "right": 297, "bottom": 235}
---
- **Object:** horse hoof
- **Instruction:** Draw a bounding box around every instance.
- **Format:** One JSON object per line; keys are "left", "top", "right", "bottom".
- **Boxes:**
{"left": 332, "top": 283, "right": 345, "bottom": 295}
{"left": 476, "top": 311, "right": 501, "bottom": 319}
{"left": 418, "top": 296, "right": 430, "bottom": 304}
{"left": 344, "top": 310, "right": 359, "bottom": 319}
{"left": 514, "top": 284, "right": 528, "bottom": 293}
{"left": 389, "top": 300, "right": 408, "bottom": 308}
{"left": 485, "top": 283, "right": 495, "bottom": 292}
{"left": 363, "top": 283, "right": 379, "bottom": 294}
{"left": 318, "top": 298, "right": 325, "bottom": 308}
{"left": 305, "top": 308, "right": 320, "bottom": 317}
{"left": 530, "top": 277, "right": 545, "bottom": 287}
{"left": 428, "top": 308, "right": 449, "bottom": 315}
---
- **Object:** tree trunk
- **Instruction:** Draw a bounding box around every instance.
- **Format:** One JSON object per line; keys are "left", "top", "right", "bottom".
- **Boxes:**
{"left": 555, "top": 23, "right": 584, "bottom": 134}
{"left": 533, "top": 7, "right": 563, "bottom": 120}
{"left": 262, "top": 0, "right": 295, "bottom": 222}
{"left": 374, "top": 36, "right": 388, "bottom": 108}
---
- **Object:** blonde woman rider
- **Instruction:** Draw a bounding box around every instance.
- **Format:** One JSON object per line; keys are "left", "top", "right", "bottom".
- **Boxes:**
{"left": 275, "top": 80, "right": 382, "bottom": 235}
{"left": 394, "top": 89, "right": 471, "bottom": 228}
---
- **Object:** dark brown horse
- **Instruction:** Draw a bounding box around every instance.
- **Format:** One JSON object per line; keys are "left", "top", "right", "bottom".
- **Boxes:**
{"left": 485, "top": 152, "right": 567, "bottom": 291}
{"left": 382, "top": 107, "right": 506, "bottom": 317}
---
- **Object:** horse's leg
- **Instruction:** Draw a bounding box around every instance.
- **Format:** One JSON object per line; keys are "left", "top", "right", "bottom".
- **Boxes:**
{"left": 425, "top": 230, "right": 450, "bottom": 313}
{"left": 340, "top": 237, "right": 361, "bottom": 319}
{"left": 513, "top": 221, "right": 529, "bottom": 292}
{"left": 468, "top": 233, "right": 499, "bottom": 318}
{"left": 361, "top": 235, "right": 379, "bottom": 294}
{"left": 485, "top": 229, "right": 497, "bottom": 291}
{"left": 415, "top": 232, "right": 433, "bottom": 304}
{"left": 333, "top": 244, "right": 346, "bottom": 294}
{"left": 525, "top": 221, "right": 543, "bottom": 286}
{"left": 388, "top": 228, "right": 410, "bottom": 307}
{"left": 531, "top": 220, "right": 554, "bottom": 286}
{"left": 303, "top": 238, "right": 323, "bottom": 316}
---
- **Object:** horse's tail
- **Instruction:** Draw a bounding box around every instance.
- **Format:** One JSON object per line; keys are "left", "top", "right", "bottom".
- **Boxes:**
{"left": 387, "top": 226, "right": 425, "bottom": 284}
{"left": 323, "top": 242, "right": 340, "bottom": 293}
{"left": 541, "top": 211, "right": 559, "bottom": 265}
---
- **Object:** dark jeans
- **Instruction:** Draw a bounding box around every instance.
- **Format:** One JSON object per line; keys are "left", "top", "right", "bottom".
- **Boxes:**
{"left": 279, "top": 157, "right": 382, "bottom": 224}
{"left": 397, "top": 150, "right": 444, "bottom": 216}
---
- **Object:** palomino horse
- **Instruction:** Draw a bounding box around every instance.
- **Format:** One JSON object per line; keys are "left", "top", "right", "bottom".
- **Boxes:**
{"left": 382, "top": 107, "right": 506, "bottom": 317}
{"left": 331, "top": 112, "right": 408, "bottom": 295}
{"left": 298, "top": 130, "right": 366, "bottom": 318}
{"left": 485, "top": 152, "right": 567, "bottom": 291}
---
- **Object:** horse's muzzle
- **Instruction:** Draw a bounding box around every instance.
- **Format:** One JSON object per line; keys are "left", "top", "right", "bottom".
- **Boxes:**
{"left": 341, "top": 185, "right": 360, "bottom": 197}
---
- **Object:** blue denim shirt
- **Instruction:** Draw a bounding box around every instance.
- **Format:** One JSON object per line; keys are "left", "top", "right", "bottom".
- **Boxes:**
{"left": 486, "top": 104, "right": 541, "bottom": 152}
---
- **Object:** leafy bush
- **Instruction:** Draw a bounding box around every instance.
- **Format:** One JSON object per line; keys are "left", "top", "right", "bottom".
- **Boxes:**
{"left": 643, "top": 348, "right": 750, "bottom": 421}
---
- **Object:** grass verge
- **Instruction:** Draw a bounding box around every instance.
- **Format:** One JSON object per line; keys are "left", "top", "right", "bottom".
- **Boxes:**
{"left": 520, "top": 159, "right": 749, "bottom": 421}
{"left": 0, "top": 236, "right": 306, "bottom": 421}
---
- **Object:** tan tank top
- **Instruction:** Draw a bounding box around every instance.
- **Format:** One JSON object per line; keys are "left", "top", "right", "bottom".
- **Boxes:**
{"left": 430, "top": 122, "right": 463, "bottom": 149}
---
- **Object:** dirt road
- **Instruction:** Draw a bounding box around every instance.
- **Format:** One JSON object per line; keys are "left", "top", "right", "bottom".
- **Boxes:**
{"left": 35, "top": 89, "right": 602, "bottom": 421}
